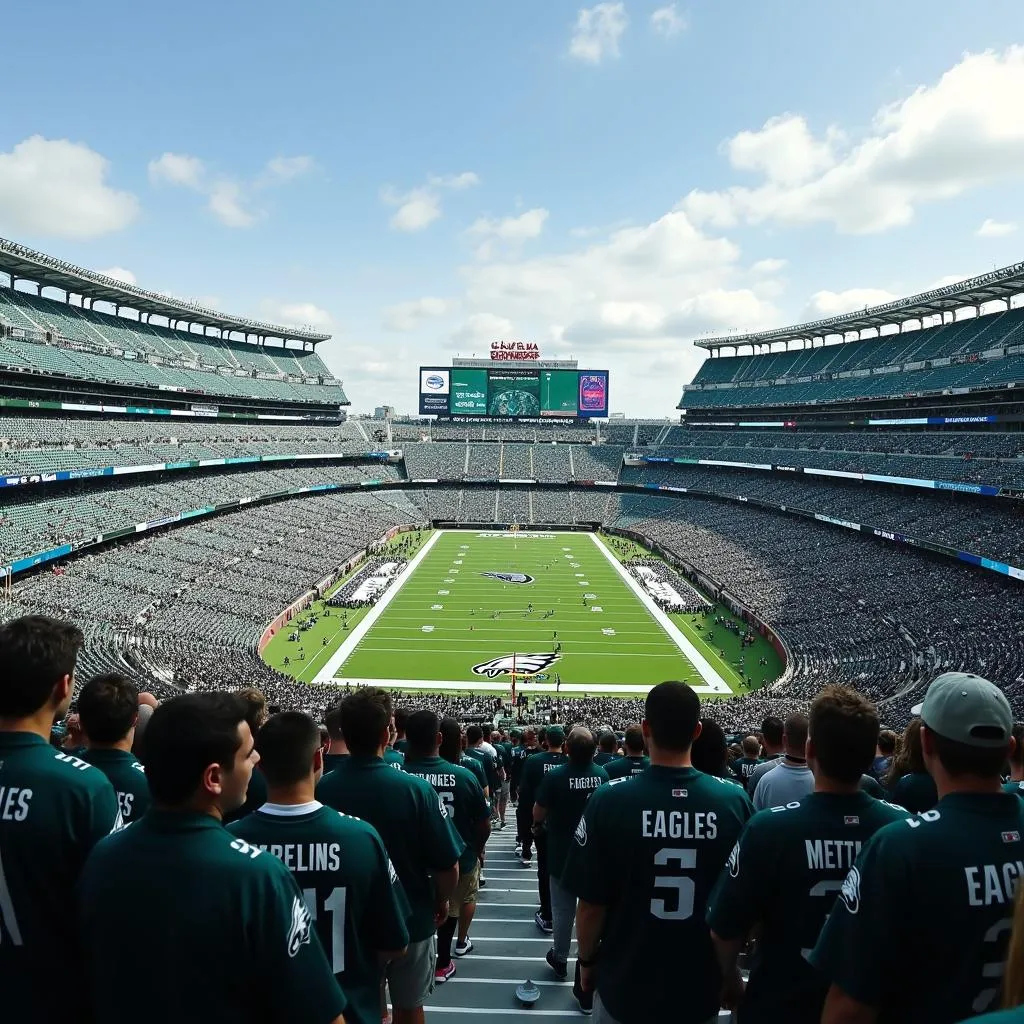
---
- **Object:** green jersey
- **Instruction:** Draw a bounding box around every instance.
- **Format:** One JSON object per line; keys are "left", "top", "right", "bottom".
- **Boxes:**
{"left": 229, "top": 802, "right": 410, "bottom": 1024}
{"left": 536, "top": 761, "right": 609, "bottom": 879}
{"left": 969, "top": 1010, "right": 1024, "bottom": 1024}
{"left": 519, "top": 750, "right": 569, "bottom": 810}
{"left": 707, "top": 791, "right": 906, "bottom": 1023}
{"left": 0, "top": 733, "right": 122, "bottom": 1024}
{"left": 78, "top": 810, "right": 346, "bottom": 1024}
{"left": 404, "top": 755, "right": 489, "bottom": 872}
{"left": 460, "top": 753, "right": 489, "bottom": 793}
{"left": 323, "top": 752, "right": 348, "bottom": 774}
{"left": 1003, "top": 780, "right": 1024, "bottom": 800}
{"left": 384, "top": 748, "right": 405, "bottom": 768}
{"left": 79, "top": 747, "right": 151, "bottom": 825}
{"left": 316, "top": 755, "right": 463, "bottom": 940}
{"left": 810, "top": 792, "right": 1024, "bottom": 1022}
{"left": 594, "top": 752, "right": 618, "bottom": 767}
{"left": 730, "top": 757, "right": 763, "bottom": 784}
{"left": 888, "top": 771, "right": 937, "bottom": 812}
{"left": 604, "top": 755, "right": 650, "bottom": 781}
{"left": 223, "top": 766, "right": 268, "bottom": 824}
{"left": 394, "top": 738, "right": 409, "bottom": 754}
{"left": 563, "top": 766, "right": 753, "bottom": 1023}
{"left": 510, "top": 744, "right": 538, "bottom": 787}
{"left": 465, "top": 746, "right": 500, "bottom": 794}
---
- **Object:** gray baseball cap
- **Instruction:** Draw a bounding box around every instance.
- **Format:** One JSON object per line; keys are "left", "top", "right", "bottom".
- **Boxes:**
{"left": 911, "top": 672, "right": 1012, "bottom": 748}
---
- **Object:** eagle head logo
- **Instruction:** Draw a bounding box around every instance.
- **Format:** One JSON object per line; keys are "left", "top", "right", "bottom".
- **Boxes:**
{"left": 287, "top": 895, "right": 313, "bottom": 957}
{"left": 472, "top": 652, "right": 561, "bottom": 679}
{"left": 480, "top": 572, "right": 535, "bottom": 585}
{"left": 840, "top": 866, "right": 861, "bottom": 915}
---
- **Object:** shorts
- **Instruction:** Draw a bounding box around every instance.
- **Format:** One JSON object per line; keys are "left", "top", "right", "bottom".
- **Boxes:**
{"left": 387, "top": 934, "right": 436, "bottom": 1009}
{"left": 449, "top": 861, "right": 481, "bottom": 915}
{"left": 500, "top": 781, "right": 511, "bottom": 800}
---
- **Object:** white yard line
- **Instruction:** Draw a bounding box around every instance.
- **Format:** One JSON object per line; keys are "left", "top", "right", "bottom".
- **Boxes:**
{"left": 588, "top": 533, "right": 730, "bottom": 693}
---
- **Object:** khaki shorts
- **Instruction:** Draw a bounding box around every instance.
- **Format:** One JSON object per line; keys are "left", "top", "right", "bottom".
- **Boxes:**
{"left": 387, "top": 934, "right": 436, "bottom": 1009}
{"left": 500, "top": 781, "right": 511, "bottom": 800}
{"left": 449, "top": 860, "right": 481, "bottom": 915}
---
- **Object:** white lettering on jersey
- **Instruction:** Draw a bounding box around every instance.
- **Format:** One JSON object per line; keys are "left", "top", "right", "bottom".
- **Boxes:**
{"left": 287, "top": 894, "right": 313, "bottom": 957}
{"left": 229, "top": 838, "right": 262, "bottom": 860}
{"left": 54, "top": 752, "right": 91, "bottom": 771}
{"left": 0, "top": 787, "right": 31, "bottom": 822}
{"left": 805, "top": 839, "right": 863, "bottom": 871}
{"left": 117, "top": 792, "right": 134, "bottom": 820}
{"left": 641, "top": 810, "right": 718, "bottom": 840}
{"left": 965, "top": 861, "right": 1024, "bottom": 907}
{"left": 569, "top": 776, "right": 603, "bottom": 791}
{"left": 261, "top": 843, "right": 343, "bottom": 873}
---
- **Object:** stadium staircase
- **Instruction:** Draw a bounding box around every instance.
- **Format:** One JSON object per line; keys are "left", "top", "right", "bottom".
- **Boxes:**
{"left": 424, "top": 822, "right": 740, "bottom": 1021}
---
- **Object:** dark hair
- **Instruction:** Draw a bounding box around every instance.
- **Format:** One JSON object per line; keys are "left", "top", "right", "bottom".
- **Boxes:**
{"left": 784, "top": 713, "right": 809, "bottom": 753}
{"left": 340, "top": 687, "right": 392, "bottom": 757}
{"left": 887, "top": 718, "right": 925, "bottom": 787}
{"left": 394, "top": 707, "right": 410, "bottom": 734}
{"left": 256, "top": 712, "right": 320, "bottom": 786}
{"left": 691, "top": 718, "right": 729, "bottom": 777}
{"left": 623, "top": 725, "right": 645, "bottom": 754}
{"left": 466, "top": 724, "right": 483, "bottom": 744}
{"left": 406, "top": 709, "right": 440, "bottom": 756}
{"left": 877, "top": 729, "right": 898, "bottom": 756}
{"left": 598, "top": 731, "right": 617, "bottom": 752}
{"left": 77, "top": 673, "right": 138, "bottom": 745}
{"left": 0, "top": 615, "right": 83, "bottom": 718}
{"left": 439, "top": 717, "right": 462, "bottom": 765}
{"left": 144, "top": 693, "right": 247, "bottom": 805}
{"left": 761, "top": 716, "right": 784, "bottom": 747}
{"left": 324, "top": 701, "right": 344, "bottom": 740}
{"left": 567, "top": 727, "right": 596, "bottom": 766}
{"left": 645, "top": 681, "right": 700, "bottom": 753}
{"left": 236, "top": 688, "right": 267, "bottom": 734}
{"left": 930, "top": 730, "right": 1010, "bottom": 780}
{"left": 809, "top": 686, "right": 879, "bottom": 785}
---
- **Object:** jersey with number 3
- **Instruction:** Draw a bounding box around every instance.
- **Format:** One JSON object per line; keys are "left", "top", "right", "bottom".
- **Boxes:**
{"left": 562, "top": 765, "right": 753, "bottom": 1023}
{"left": 810, "top": 792, "right": 1024, "bottom": 1023}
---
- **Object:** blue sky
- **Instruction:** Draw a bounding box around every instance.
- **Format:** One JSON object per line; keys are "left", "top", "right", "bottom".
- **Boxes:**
{"left": 1, "top": 1, "right": 1023, "bottom": 414}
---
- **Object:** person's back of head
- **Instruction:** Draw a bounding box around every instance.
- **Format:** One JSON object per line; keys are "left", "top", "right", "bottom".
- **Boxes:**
{"left": 741, "top": 735, "right": 760, "bottom": 759}
{"left": 256, "top": 712, "right": 320, "bottom": 787}
{"left": 783, "top": 712, "right": 809, "bottom": 758}
{"left": 598, "top": 730, "right": 617, "bottom": 754}
{"left": 144, "top": 693, "right": 254, "bottom": 814}
{"left": 0, "top": 614, "right": 83, "bottom": 724}
{"left": 644, "top": 681, "right": 701, "bottom": 756}
{"left": 78, "top": 673, "right": 138, "bottom": 746}
{"left": 466, "top": 724, "right": 483, "bottom": 746}
{"left": 623, "top": 724, "right": 645, "bottom": 756}
{"left": 340, "top": 687, "right": 392, "bottom": 757}
{"left": 808, "top": 686, "right": 879, "bottom": 786}
{"left": 567, "top": 726, "right": 596, "bottom": 767}
{"left": 691, "top": 718, "right": 728, "bottom": 777}
{"left": 405, "top": 708, "right": 441, "bottom": 759}
{"left": 524, "top": 728, "right": 537, "bottom": 748}
{"left": 761, "top": 716, "right": 784, "bottom": 753}
{"left": 438, "top": 717, "right": 462, "bottom": 764}
{"left": 324, "top": 701, "right": 345, "bottom": 741}
{"left": 236, "top": 687, "right": 268, "bottom": 736}
{"left": 877, "top": 729, "right": 897, "bottom": 757}
{"left": 393, "top": 706, "right": 409, "bottom": 739}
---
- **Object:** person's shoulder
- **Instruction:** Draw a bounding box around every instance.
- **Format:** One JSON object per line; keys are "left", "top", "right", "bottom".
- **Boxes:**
{"left": 48, "top": 748, "right": 117, "bottom": 793}
{"left": 449, "top": 761, "right": 481, "bottom": 786}
{"left": 700, "top": 772, "right": 754, "bottom": 806}
{"left": 867, "top": 797, "right": 910, "bottom": 824}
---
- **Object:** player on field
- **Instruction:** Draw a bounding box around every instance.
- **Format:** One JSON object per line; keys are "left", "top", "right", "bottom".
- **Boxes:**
{"left": 78, "top": 672, "right": 151, "bottom": 825}
{"left": 229, "top": 712, "right": 410, "bottom": 1024}
{"left": 533, "top": 726, "right": 608, "bottom": 984}
{"left": 811, "top": 672, "right": 1024, "bottom": 1024}
{"left": 603, "top": 724, "right": 649, "bottom": 780}
{"left": 78, "top": 693, "right": 346, "bottom": 1024}
{"left": 751, "top": 713, "right": 811, "bottom": 810}
{"left": 316, "top": 687, "right": 462, "bottom": 1024}
{"left": 0, "top": 616, "right": 122, "bottom": 1024}
{"left": 707, "top": 686, "right": 905, "bottom": 1022}
{"left": 562, "top": 681, "right": 753, "bottom": 1023}
{"left": 405, "top": 710, "right": 490, "bottom": 980}
{"left": 519, "top": 725, "right": 569, "bottom": 931}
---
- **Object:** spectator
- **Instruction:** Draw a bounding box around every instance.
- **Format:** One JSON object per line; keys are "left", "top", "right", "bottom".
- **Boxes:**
{"left": 514, "top": 728, "right": 540, "bottom": 855}
{"left": 691, "top": 718, "right": 743, "bottom": 785}
{"left": 604, "top": 724, "right": 649, "bottom": 780}
{"left": 78, "top": 693, "right": 346, "bottom": 1024}
{"left": 323, "top": 700, "right": 350, "bottom": 772}
{"left": 563, "top": 681, "right": 753, "bottom": 1022}
{"left": 229, "top": 711, "right": 409, "bottom": 1024}
{"left": 752, "top": 713, "right": 811, "bottom": 811}
{"left": 745, "top": 717, "right": 785, "bottom": 795}
{"left": 730, "top": 734, "right": 764, "bottom": 784}
{"left": 886, "top": 718, "right": 938, "bottom": 812}
{"left": 223, "top": 687, "right": 270, "bottom": 823}
{"left": 870, "top": 729, "right": 897, "bottom": 784}
{"left": 593, "top": 729, "right": 619, "bottom": 767}
{"left": 316, "top": 687, "right": 461, "bottom": 1024}
{"left": 0, "top": 616, "right": 121, "bottom": 1024}
{"left": 78, "top": 672, "right": 151, "bottom": 825}
{"left": 812, "top": 672, "right": 1024, "bottom": 1023}
{"left": 393, "top": 706, "right": 410, "bottom": 753}
{"left": 492, "top": 729, "right": 512, "bottom": 829}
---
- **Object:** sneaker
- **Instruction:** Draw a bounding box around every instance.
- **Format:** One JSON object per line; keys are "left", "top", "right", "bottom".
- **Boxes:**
{"left": 521, "top": 855, "right": 532, "bottom": 866}
{"left": 573, "top": 964, "right": 593, "bottom": 1015}
{"left": 546, "top": 948, "right": 568, "bottom": 980}
{"left": 434, "top": 961, "right": 456, "bottom": 984}
{"left": 454, "top": 938, "right": 474, "bottom": 957}
{"left": 479, "top": 876, "right": 487, "bottom": 887}
{"left": 535, "top": 911, "right": 553, "bottom": 933}
{"left": 515, "top": 843, "right": 523, "bottom": 855}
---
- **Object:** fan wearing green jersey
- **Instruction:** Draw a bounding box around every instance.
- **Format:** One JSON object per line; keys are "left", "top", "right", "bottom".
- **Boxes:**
{"left": 562, "top": 681, "right": 753, "bottom": 1024}
{"left": 593, "top": 730, "right": 620, "bottom": 768}
{"left": 405, "top": 711, "right": 490, "bottom": 982}
{"left": 223, "top": 687, "right": 270, "bottom": 824}
{"left": 603, "top": 724, "right": 650, "bottom": 781}
{"left": 465, "top": 725, "right": 501, "bottom": 803}
{"left": 492, "top": 730, "right": 513, "bottom": 828}
{"left": 229, "top": 712, "right": 410, "bottom": 1024}
{"left": 323, "top": 700, "right": 350, "bottom": 774}
{"left": 393, "top": 707, "right": 410, "bottom": 754}
{"left": 0, "top": 616, "right": 122, "bottom": 1024}
{"left": 79, "top": 693, "right": 346, "bottom": 1024}
{"left": 316, "top": 687, "right": 462, "bottom": 1024}
{"left": 729, "top": 736, "right": 764, "bottom": 785}
{"left": 514, "top": 729, "right": 541, "bottom": 856}
{"left": 812, "top": 672, "right": 1024, "bottom": 1024}
{"left": 77, "top": 672, "right": 151, "bottom": 826}
{"left": 708, "top": 686, "right": 906, "bottom": 1023}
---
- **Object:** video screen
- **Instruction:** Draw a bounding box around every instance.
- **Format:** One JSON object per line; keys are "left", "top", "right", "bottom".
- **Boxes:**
{"left": 419, "top": 367, "right": 608, "bottom": 418}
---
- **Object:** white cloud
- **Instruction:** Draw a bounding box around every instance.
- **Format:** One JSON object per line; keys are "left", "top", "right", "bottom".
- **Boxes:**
{"left": 468, "top": 207, "right": 549, "bottom": 257}
{"left": 428, "top": 171, "right": 480, "bottom": 190}
{"left": 99, "top": 266, "right": 137, "bottom": 285}
{"left": 262, "top": 155, "right": 315, "bottom": 182}
{"left": 682, "top": 46, "right": 1024, "bottom": 234}
{"left": 383, "top": 296, "right": 453, "bottom": 332}
{"left": 801, "top": 287, "right": 898, "bottom": 320}
{"left": 751, "top": 257, "right": 787, "bottom": 274}
{"left": 0, "top": 136, "right": 138, "bottom": 240}
{"left": 381, "top": 172, "right": 480, "bottom": 232}
{"left": 569, "top": 3, "right": 628, "bottom": 64}
{"left": 450, "top": 312, "right": 516, "bottom": 351}
{"left": 976, "top": 217, "right": 1017, "bottom": 238}
{"left": 258, "top": 300, "right": 334, "bottom": 330}
{"left": 651, "top": 4, "right": 687, "bottom": 37}
{"left": 148, "top": 153, "right": 205, "bottom": 189}
{"left": 207, "top": 180, "right": 256, "bottom": 228}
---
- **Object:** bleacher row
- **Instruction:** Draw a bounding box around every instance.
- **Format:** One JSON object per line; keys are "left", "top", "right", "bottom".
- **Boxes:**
{"left": 403, "top": 442, "right": 624, "bottom": 481}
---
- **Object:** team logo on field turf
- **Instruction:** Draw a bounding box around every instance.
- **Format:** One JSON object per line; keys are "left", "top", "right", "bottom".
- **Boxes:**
{"left": 471, "top": 652, "right": 560, "bottom": 678}
{"left": 480, "top": 572, "right": 535, "bottom": 585}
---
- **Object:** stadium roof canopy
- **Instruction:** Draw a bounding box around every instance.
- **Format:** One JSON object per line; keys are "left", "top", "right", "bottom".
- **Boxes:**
{"left": 0, "top": 237, "right": 330, "bottom": 345}
{"left": 694, "top": 259, "right": 1024, "bottom": 352}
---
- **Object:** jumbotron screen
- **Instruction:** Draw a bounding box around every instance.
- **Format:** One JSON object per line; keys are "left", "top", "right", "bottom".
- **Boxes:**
{"left": 419, "top": 367, "right": 609, "bottom": 418}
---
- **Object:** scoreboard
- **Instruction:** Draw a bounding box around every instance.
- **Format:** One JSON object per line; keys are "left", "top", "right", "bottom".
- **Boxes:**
{"left": 419, "top": 367, "right": 609, "bottom": 418}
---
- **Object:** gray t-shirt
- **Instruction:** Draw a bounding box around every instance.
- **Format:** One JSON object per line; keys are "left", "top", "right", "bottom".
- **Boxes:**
{"left": 746, "top": 754, "right": 782, "bottom": 796}
{"left": 753, "top": 761, "right": 814, "bottom": 810}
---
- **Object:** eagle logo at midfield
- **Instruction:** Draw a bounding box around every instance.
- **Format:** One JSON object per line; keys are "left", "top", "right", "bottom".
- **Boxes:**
{"left": 287, "top": 895, "right": 313, "bottom": 957}
{"left": 472, "top": 653, "right": 561, "bottom": 679}
{"left": 480, "top": 572, "right": 535, "bottom": 585}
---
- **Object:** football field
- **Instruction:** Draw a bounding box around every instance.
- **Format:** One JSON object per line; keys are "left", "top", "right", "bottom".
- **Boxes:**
{"left": 314, "top": 530, "right": 732, "bottom": 695}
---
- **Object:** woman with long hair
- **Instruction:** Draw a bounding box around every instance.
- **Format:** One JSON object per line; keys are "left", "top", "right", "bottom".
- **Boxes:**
{"left": 887, "top": 717, "right": 938, "bottom": 812}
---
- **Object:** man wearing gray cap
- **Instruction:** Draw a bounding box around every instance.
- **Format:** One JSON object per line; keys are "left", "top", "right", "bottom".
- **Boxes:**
{"left": 810, "top": 672, "right": 1024, "bottom": 1024}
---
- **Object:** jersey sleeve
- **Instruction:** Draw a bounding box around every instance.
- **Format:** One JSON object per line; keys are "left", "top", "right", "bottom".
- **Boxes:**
{"left": 365, "top": 831, "right": 412, "bottom": 953}
{"left": 561, "top": 786, "right": 614, "bottom": 906}
{"left": 535, "top": 772, "right": 554, "bottom": 809}
{"left": 256, "top": 864, "right": 348, "bottom": 1023}
{"left": 706, "top": 815, "right": 764, "bottom": 941}
{"left": 419, "top": 782, "right": 464, "bottom": 871}
{"left": 808, "top": 825, "right": 908, "bottom": 1007}
{"left": 465, "top": 775, "right": 490, "bottom": 824}
{"left": 86, "top": 774, "right": 124, "bottom": 842}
